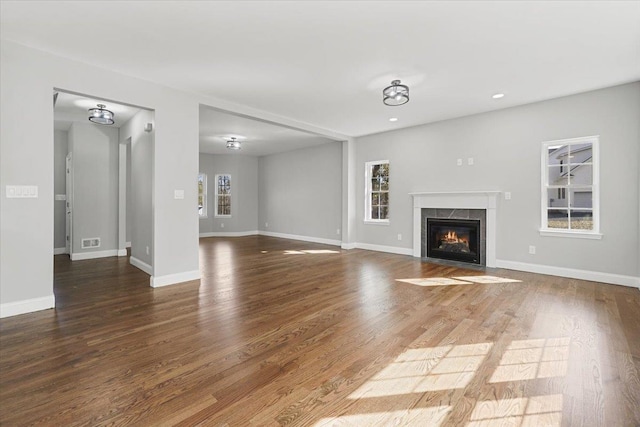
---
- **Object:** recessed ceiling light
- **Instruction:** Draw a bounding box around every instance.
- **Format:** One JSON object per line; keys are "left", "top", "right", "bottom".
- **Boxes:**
{"left": 389, "top": 117, "right": 398, "bottom": 122}
{"left": 492, "top": 93, "right": 505, "bottom": 99}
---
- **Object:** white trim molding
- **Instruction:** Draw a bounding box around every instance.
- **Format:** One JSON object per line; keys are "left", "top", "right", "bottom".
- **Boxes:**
{"left": 71, "top": 249, "right": 119, "bottom": 261}
{"left": 53, "top": 247, "right": 66, "bottom": 255}
{"left": 0, "top": 295, "right": 55, "bottom": 318}
{"left": 130, "top": 256, "right": 152, "bottom": 275}
{"left": 355, "top": 243, "right": 413, "bottom": 256}
{"left": 117, "top": 249, "right": 128, "bottom": 257}
{"left": 341, "top": 242, "right": 357, "bottom": 250}
{"left": 125, "top": 241, "right": 132, "bottom": 248}
{"left": 410, "top": 191, "right": 500, "bottom": 267}
{"left": 258, "top": 231, "right": 341, "bottom": 247}
{"left": 151, "top": 270, "right": 200, "bottom": 288}
{"left": 199, "top": 231, "right": 259, "bottom": 238}
{"left": 496, "top": 259, "right": 640, "bottom": 288}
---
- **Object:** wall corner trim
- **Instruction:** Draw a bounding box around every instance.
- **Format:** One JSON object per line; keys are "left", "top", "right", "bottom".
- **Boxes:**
{"left": 150, "top": 270, "right": 201, "bottom": 288}
{"left": 341, "top": 243, "right": 357, "bottom": 250}
{"left": 117, "top": 249, "right": 128, "bottom": 257}
{"left": 199, "top": 231, "right": 259, "bottom": 238}
{"left": 258, "top": 231, "right": 342, "bottom": 247}
{"left": 71, "top": 250, "right": 119, "bottom": 261}
{"left": 0, "top": 295, "right": 55, "bottom": 318}
{"left": 130, "top": 256, "right": 153, "bottom": 275}
{"left": 495, "top": 259, "right": 640, "bottom": 288}
{"left": 355, "top": 242, "right": 413, "bottom": 256}
{"left": 53, "top": 247, "right": 67, "bottom": 255}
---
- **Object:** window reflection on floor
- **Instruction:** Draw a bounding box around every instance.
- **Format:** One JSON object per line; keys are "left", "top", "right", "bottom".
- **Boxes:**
{"left": 467, "top": 394, "right": 563, "bottom": 427}
{"left": 396, "top": 275, "right": 521, "bottom": 287}
{"left": 490, "top": 338, "right": 570, "bottom": 383}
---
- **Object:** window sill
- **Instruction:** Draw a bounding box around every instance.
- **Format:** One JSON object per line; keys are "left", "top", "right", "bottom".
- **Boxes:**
{"left": 364, "top": 220, "right": 390, "bottom": 226}
{"left": 539, "top": 229, "right": 602, "bottom": 240}
{"left": 215, "top": 215, "right": 232, "bottom": 219}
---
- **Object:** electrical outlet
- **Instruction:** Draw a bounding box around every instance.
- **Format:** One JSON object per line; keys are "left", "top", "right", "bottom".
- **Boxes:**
{"left": 505, "top": 192, "right": 512, "bottom": 200}
{"left": 336, "top": 228, "right": 341, "bottom": 235}
{"left": 265, "top": 222, "right": 269, "bottom": 228}
{"left": 529, "top": 245, "right": 536, "bottom": 255}
{"left": 220, "top": 223, "right": 224, "bottom": 228}
{"left": 397, "top": 233, "right": 402, "bottom": 241}
{"left": 467, "top": 157, "right": 474, "bottom": 165}
{"left": 146, "top": 246, "right": 150, "bottom": 255}
{"left": 456, "top": 158, "right": 463, "bottom": 166}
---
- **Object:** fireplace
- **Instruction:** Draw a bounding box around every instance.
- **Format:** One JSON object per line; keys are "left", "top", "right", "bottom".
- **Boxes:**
{"left": 426, "top": 218, "right": 481, "bottom": 264}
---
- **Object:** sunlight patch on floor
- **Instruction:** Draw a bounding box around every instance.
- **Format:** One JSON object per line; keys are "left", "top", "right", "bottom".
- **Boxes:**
{"left": 490, "top": 338, "right": 570, "bottom": 383}
{"left": 467, "top": 394, "right": 563, "bottom": 427}
{"left": 284, "top": 249, "right": 340, "bottom": 255}
{"left": 314, "top": 406, "right": 452, "bottom": 427}
{"left": 397, "top": 275, "right": 521, "bottom": 287}
{"left": 348, "top": 343, "right": 493, "bottom": 398}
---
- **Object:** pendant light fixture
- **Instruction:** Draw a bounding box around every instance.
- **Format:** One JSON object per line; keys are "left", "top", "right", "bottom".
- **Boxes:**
{"left": 382, "top": 80, "right": 409, "bottom": 106}
{"left": 226, "top": 137, "right": 241, "bottom": 150}
{"left": 88, "top": 104, "right": 115, "bottom": 125}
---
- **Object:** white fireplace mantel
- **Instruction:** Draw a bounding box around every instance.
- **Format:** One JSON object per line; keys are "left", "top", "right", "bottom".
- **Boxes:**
{"left": 411, "top": 191, "right": 500, "bottom": 267}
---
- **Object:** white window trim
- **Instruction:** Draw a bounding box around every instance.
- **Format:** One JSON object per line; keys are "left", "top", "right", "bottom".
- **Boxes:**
{"left": 198, "top": 173, "right": 207, "bottom": 219}
{"left": 539, "top": 135, "right": 601, "bottom": 239}
{"left": 364, "top": 160, "right": 390, "bottom": 224}
{"left": 214, "top": 173, "right": 232, "bottom": 218}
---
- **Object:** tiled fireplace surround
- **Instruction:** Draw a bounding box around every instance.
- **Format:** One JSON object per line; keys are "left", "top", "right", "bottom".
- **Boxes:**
{"left": 411, "top": 191, "right": 499, "bottom": 268}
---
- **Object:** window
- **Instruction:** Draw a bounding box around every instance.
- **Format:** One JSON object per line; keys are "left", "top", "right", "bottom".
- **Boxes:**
{"left": 215, "top": 174, "right": 231, "bottom": 217}
{"left": 541, "top": 136, "right": 600, "bottom": 238}
{"left": 365, "top": 160, "right": 390, "bottom": 223}
{"left": 198, "top": 173, "right": 207, "bottom": 218}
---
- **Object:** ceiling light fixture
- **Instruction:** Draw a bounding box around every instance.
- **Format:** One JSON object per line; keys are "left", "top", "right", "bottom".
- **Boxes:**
{"left": 226, "top": 137, "right": 241, "bottom": 150}
{"left": 88, "top": 104, "right": 115, "bottom": 125}
{"left": 383, "top": 80, "right": 409, "bottom": 106}
{"left": 492, "top": 93, "right": 505, "bottom": 99}
{"left": 389, "top": 117, "right": 398, "bottom": 122}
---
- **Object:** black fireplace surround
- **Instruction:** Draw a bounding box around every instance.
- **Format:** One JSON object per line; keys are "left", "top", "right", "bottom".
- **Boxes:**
{"left": 426, "top": 218, "right": 481, "bottom": 264}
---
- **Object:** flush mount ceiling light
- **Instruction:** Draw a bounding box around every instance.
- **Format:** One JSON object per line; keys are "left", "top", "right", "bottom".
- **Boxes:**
{"left": 389, "top": 117, "right": 398, "bottom": 122}
{"left": 492, "top": 93, "right": 505, "bottom": 99}
{"left": 88, "top": 104, "right": 115, "bottom": 125}
{"left": 383, "top": 80, "right": 409, "bottom": 106}
{"left": 226, "top": 137, "right": 241, "bottom": 150}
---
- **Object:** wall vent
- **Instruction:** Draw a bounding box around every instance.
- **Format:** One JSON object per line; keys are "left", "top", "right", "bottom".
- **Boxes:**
{"left": 81, "top": 238, "right": 101, "bottom": 249}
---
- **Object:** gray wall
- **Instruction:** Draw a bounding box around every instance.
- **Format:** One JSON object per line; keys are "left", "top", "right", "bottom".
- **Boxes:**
{"left": 258, "top": 142, "right": 342, "bottom": 241}
{"left": 120, "top": 109, "right": 154, "bottom": 266}
{"left": 68, "top": 122, "right": 120, "bottom": 254}
{"left": 199, "top": 153, "right": 259, "bottom": 234}
{"left": 126, "top": 142, "right": 132, "bottom": 244}
{"left": 355, "top": 82, "right": 640, "bottom": 277}
{"left": 53, "top": 130, "right": 68, "bottom": 250}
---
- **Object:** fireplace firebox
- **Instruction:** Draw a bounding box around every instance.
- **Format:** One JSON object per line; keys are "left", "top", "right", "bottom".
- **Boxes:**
{"left": 426, "top": 218, "right": 481, "bottom": 264}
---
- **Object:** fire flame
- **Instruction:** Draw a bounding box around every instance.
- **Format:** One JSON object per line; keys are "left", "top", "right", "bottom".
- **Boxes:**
{"left": 441, "top": 230, "right": 468, "bottom": 244}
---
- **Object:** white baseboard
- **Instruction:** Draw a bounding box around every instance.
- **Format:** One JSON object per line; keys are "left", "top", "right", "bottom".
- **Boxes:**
{"left": 117, "top": 249, "right": 128, "bottom": 257}
{"left": 341, "top": 242, "right": 357, "bottom": 250}
{"left": 258, "top": 231, "right": 341, "bottom": 247}
{"left": 71, "top": 249, "right": 119, "bottom": 261}
{"left": 53, "top": 247, "right": 67, "bottom": 255}
{"left": 151, "top": 270, "right": 200, "bottom": 288}
{"left": 495, "top": 259, "right": 640, "bottom": 288}
{"left": 354, "top": 242, "right": 413, "bottom": 256}
{"left": 126, "top": 241, "right": 131, "bottom": 248}
{"left": 0, "top": 295, "right": 55, "bottom": 318}
{"left": 199, "top": 230, "right": 259, "bottom": 238}
{"left": 130, "top": 256, "right": 152, "bottom": 275}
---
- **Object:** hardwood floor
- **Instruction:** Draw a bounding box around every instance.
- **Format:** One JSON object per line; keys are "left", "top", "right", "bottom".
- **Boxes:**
{"left": 1, "top": 236, "right": 639, "bottom": 426}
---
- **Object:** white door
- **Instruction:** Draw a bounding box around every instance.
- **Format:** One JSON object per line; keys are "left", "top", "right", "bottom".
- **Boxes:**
{"left": 65, "top": 153, "right": 73, "bottom": 255}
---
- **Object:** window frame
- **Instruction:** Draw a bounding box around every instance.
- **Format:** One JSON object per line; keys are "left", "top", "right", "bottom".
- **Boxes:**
{"left": 364, "top": 160, "right": 390, "bottom": 225}
{"left": 214, "top": 173, "right": 232, "bottom": 218}
{"left": 198, "top": 173, "right": 207, "bottom": 219}
{"left": 540, "top": 136, "right": 601, "bottom": 239}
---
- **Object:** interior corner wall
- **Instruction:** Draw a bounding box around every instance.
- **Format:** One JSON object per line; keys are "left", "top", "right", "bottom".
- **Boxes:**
{"left": 120, "top": 109, "right": 154, "bottom": 267}
{"left": 198, "top": 153, "right": 258, "bottom": 234}
{"left": 258, "top": 142, "right": 342, "bottom": 242}
{"left": 1, "top": 40, "right": 199, "bottom": 311}
{"left": 68, "top": 122, "right": 120, "bottom": 255}
{"left": 53, "top": 130, "right": 68, "bottom": 250}
{"left": 354, "top": 82, "right": 640, "bottom": 279}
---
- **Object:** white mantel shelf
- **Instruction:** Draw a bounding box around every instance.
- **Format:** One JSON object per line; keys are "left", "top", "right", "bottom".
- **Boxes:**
{"left": 411, "top": 190, "right": 500, "bottom": 267}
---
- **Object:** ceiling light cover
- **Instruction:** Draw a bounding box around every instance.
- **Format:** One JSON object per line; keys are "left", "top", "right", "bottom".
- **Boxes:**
{"left": 492, "top": 93, "right": 505, "bottom": 99}
{"left": 88, "top": 104, "right": 115, "bottom": 125}
{"left": 226, "top": 137, "right": 241, "bottom": 150}
{"left": 383, "top": 80, "right": 409, "bottom": 106}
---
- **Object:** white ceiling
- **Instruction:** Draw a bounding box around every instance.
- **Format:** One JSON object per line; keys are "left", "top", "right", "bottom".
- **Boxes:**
{"left": 3, "top": 1, "right": 640, "bottom": 138}
{"left": 54, "top": 91, "right": 142, "bottom": 131}
{"left": 200, "top": 107, "right": 336, "bottom": 156}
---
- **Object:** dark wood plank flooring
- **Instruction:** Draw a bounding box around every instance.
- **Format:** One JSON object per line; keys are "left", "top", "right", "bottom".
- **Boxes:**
{"left": 1, "top": 236, "right": 639, "bottom": 426}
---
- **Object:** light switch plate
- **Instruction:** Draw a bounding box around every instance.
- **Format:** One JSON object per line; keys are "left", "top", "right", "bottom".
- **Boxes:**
{"left": 6, "top": 185, "right": 38, "bottom": 198}
{"left": 174, "top": 190, "right": 184, "bottom": 199}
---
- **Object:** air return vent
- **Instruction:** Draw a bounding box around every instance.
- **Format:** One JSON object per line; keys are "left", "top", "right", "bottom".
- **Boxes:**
{"left": 81, "top": 238, "right": 101, "bottom": 249}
